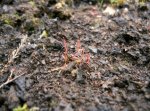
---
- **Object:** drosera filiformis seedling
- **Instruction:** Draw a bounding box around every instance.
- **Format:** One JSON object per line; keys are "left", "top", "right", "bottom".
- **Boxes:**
{"left": 50, "top": 39, "right": 90, "bottom": 73}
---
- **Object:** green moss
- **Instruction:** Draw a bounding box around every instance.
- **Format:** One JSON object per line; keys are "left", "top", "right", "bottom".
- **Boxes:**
{"left": 13, "top": 104, "right": 39, "bottom": 111}
{"left": 1, "top": 14, "right": 20, "bottom": 26}
{"left": 28, "top": 1, "right": 37, "bottom": 8}
{"left": 40, "top": 30, "right": 48, "bottom": 38}
{"left": 23, "top": 15, "right": 43, "bottom": 32}
{"left": 110, "top": 0, "right": 125, "bottom": 6}
{"left": 13, "top": 104, "right": 28, "bottom": 111}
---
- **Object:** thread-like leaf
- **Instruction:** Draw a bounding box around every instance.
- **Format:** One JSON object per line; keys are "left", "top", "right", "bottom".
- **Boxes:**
{"left": 76, "top": 39, "right": 81, "bottom": 52}
{"left": 63, "top": 39, "right": 68, "bottom": 54}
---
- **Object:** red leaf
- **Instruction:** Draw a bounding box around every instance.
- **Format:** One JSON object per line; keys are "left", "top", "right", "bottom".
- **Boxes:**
{"left": 76, "top": 39, "right": 81, "bottom": 52}
{"left": 63, "top": 39, "right": 68, "bottom": 54}
{"left": 86, "top": 53, "right": 90, "bottom": 64}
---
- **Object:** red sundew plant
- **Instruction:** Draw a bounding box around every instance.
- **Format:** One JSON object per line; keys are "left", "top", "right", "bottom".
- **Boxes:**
{"left": 62, "top": 39, "right": 69, "bottom": 64}
{"left": 62, "top": 39, "right": 90, "bottom": 65}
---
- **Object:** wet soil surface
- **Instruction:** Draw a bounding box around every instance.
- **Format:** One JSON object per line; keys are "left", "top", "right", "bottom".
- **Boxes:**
{"left": 0, "top": 0, "right": 150, "bottom": 111}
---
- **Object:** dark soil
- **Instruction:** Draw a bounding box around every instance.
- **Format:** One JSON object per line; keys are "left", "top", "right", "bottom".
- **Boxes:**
{"left": 0, "top": 0, "right": 150, "bottom": 111}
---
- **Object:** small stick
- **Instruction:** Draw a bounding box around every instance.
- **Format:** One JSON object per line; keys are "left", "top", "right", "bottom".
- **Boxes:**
{"left": 50, "top": 61, "right": 76, "bottom": 72}
{"left": 0, "top": 35, "right": 27, "bottom": 76}
{"left": 0, "top": 72, "right": 26, "bottom": 89}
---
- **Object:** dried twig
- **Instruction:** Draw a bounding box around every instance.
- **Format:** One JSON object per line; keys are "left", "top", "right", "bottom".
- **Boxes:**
{"left": 50, "top": 61, "right": 76, "bottom": 72}
{"left": 0, "top": 72, "right": 26, "bottom": 89}
{"left": 0, "top": 35, "right": 28, "bottom": 76}
{"left": 0, "top": 35, "right": 28, "bottom": 89}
